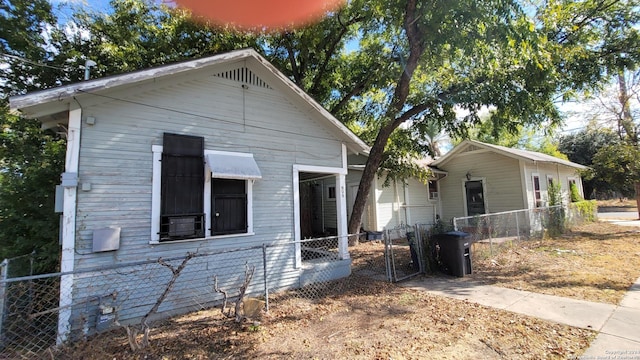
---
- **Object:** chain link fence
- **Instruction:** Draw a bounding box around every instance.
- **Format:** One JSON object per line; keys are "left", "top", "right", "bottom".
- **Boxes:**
{"left": 0, "top": 236, "right": 357, "bottom": 358}
{"left": 453, "top": 205, "right": 597, "bottom": 260}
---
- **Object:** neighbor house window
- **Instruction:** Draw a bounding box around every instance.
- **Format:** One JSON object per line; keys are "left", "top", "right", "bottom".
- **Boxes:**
{"left": 533, "top": 174, "right": 542, "bottom": 207}
{"left": 151, "top": 133, "right": 261, "bottom": 243}
{"left": 428, "top": 180, "right": 439, "bottom": 200}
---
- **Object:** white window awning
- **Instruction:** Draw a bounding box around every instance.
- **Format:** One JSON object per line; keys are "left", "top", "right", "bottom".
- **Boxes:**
{"left": 205, "top": 151, "right": 262, "bottom": 180}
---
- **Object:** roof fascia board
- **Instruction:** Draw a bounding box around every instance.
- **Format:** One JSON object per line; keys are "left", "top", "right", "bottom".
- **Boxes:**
{"left": 434, "top": 139, "right": 585, "bottom": 170}
{"left": 478, "top": 141, "right": 587, "bottom": 170}
{"left": 12, "top": 63, "right": 243, "bottom": 119}
{"left": 10, "top": 49, "right": 255, "bottom": 113}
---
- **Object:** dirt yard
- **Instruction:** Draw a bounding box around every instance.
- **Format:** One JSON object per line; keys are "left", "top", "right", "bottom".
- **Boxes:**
{"left": 47, "top": 221, "right": 640, "bottom": 359}
{"left": 470, "top": 222, "right": 640, "bottom": 304}
{"left": 54, "top": 275, "right": 594, "bottom": 360}
{"left": 47, "top": 223, "right": 640, "bottom": 359}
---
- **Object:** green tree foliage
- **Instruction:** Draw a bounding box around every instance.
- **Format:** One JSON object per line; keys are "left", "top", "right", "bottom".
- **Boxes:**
{"left": 546, "top": 180, "right": 566, "bottom": 234}
{"left": 548, "top": 180, "right": 563, "bottom": 207}
{"left": 457, "top": 113, "right": 568, "bottom": 159}
{"left": 0, "top": 0, "right": 67, "bottom": 272}
{"left": 0, "top": 112, "right": 66, "bottom": 272}
{"left": 591, "top": 143, "right": 640, "bottom": 198}
{"left": 0, "top": 0, "right": 69, "bottom": 96}
{"left": 569, "top": 182, "right": 583, "bottom": 202}
{"left": 267, "top": 0, "right": 573, "bottom": 234}
{"left": 558, "top": 123, "right": 621, "bottom": 167}
{"left": 558, "top": 124, "right": 621, "bottom": 198}
{"left": 270, "top": 0, "right": 640, "bottom": 235}
{"left": 538, "top": 0, "right": 640, "bottom": 95}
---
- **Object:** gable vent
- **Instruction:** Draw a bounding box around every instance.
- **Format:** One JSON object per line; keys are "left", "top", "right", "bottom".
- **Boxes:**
{"left": 214, "top": 67, "right": 272, "bottom": 89}
{"left": 464, "top": 145, "right": 481, "bottom": 153}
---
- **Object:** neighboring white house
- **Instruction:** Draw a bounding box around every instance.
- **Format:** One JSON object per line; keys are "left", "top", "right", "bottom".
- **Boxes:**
{"left": 346, "top": 156, "right": 447, "bottom": 232}
{"left": 9, "top": 48, "right": 370, "bottom": 338}
{"left": 431, "top": 139, "right": 588, "bottom": 222}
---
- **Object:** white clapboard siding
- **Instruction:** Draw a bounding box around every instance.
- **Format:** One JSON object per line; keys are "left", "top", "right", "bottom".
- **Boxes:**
{"left": 375, "top": 179, "right": 404, "bottom": 230}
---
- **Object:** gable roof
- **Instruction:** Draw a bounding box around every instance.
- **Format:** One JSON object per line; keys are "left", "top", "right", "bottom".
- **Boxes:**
{"left": 431, "top": 139, "right": 587, "bottom": 170}
{"left": 9, "top": 48, "right": 370, "bottom": 155}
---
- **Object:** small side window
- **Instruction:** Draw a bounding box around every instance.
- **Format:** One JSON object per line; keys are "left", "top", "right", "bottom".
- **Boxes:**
{"left": 327, "top": 186, "right": 336, "bottom": 200}
{"left": 533, "top": 175, "right": 542, "bottom": 207}
{"left": 428, "top": 180, "right": 439, "bottom": 200}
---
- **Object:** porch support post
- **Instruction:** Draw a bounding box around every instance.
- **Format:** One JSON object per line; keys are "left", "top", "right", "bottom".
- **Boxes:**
{"left": 337, "top": 144, "right": 349, "bottom": 260}
{"left": 292, "top": 166, "right": 302, "bottom": 268}
{"left": 336, "top": 173, "right": 349, "bottom": 260}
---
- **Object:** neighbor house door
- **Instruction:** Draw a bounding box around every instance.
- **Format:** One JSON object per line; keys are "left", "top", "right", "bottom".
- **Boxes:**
{"left": 465, "top": 180, "right": 485, "bottom": 216}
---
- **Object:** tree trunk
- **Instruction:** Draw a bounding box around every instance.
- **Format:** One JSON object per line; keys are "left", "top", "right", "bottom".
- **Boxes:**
{"left": 348, "top": 0, "right": 426, "bottom": 244}
{"left": 347, "top": 123, "right": 397, "bottom": 242}
{"left": 636, "top": 182, "right": 640, "bottom": 220}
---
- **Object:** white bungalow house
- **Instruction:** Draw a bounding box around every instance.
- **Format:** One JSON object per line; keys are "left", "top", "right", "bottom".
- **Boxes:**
{"left": 9, "top": 48, "right": 369, "bottom": 339}
{"left": 431, "top": 139, "right": 587, "bottom": 222}
{"left": 346, "top": 156, "right": 447, "bottom": 233}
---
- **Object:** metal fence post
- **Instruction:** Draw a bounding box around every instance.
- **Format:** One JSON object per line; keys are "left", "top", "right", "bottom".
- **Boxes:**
{"left": 485, "top": 217, "right": 493, "bottom": 257}
{"left": 383, "top": 230, "right": 392, "bottom": 282}
{"left": 515, "top": 213, "right": 520, "bottom": 241}
{"left": 0, "top": 259, "right": 7, "bottom": 347}
{"left": 414, "top": 225, "right": 421, "bottom": 273}
{"left": 262, "top": 244, "right": 269, "bottom": 313}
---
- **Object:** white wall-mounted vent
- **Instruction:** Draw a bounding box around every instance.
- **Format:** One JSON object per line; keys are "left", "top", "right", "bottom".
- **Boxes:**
{"left": 214, "top": 67, "right": 272, "bottom": 89}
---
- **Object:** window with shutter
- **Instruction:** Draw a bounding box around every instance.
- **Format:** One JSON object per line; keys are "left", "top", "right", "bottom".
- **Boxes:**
{"left": 159, "top": 133, "right": 205, "bottom": 241}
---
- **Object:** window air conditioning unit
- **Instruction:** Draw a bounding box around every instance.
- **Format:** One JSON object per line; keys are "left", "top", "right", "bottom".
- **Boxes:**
{"left": 169, "top": 216, "right": 196, "bottom": 237}
{"left": 430, "top": 192, "right": 439, "bottom": 200}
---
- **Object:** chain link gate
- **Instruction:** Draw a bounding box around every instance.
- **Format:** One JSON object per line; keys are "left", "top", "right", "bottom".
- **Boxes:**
{"left": 383, "top": 225, "right": 425, "bottom": 282}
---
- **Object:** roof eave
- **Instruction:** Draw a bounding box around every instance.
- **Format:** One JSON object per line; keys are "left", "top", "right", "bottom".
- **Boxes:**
{"left": 9, "top": 48, "right": 257, "bottom": 115}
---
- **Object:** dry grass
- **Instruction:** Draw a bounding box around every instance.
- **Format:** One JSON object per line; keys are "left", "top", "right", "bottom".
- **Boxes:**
{"left": 470, "top": 222, "right": 640, "bottom": 304}
{"left": 596, "top": 199, "right": 638, "bottom": 208}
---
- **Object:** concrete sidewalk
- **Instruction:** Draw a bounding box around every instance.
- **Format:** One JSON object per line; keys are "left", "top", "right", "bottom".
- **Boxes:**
{"left": 401, "top": 276, "right": 640, "bottom": 357}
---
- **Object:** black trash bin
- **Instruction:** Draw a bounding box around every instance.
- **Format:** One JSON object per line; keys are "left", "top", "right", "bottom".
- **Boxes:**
{"left": 434, "top": 231, "right": 472, "bottom": 277}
